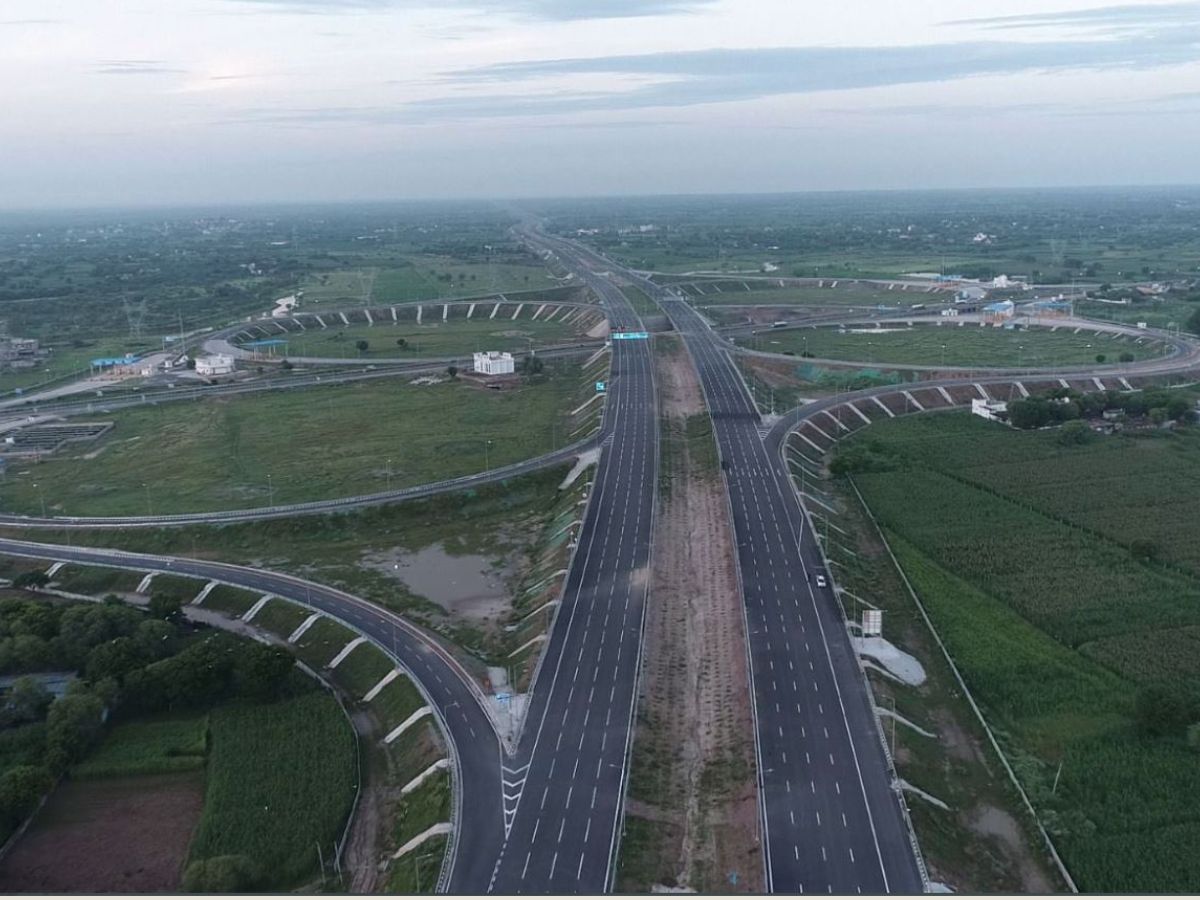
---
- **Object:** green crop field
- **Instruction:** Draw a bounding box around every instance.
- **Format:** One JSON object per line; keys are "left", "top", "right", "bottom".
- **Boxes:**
{"left": 740, "top": 323, "right": 1160, "bottom": 368}
{"left": 0, "top": 364, "right": 584, "bottom": 516}
{"left": 842, "top": 412, "right": 1200, "bottom": 891}
{"left": 74, "top": 715, "right": 209, "bottom": 779}
{"left": 251, "top": 315, "right": 596, "bottom": 360}
{"left": 299, "top": 258, "right": 558, "bottom": 306}
{"left": 188, "top": 690, "right": 357, "bottom": 890}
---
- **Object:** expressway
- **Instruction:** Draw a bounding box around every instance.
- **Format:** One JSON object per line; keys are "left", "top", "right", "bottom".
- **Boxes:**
{"left": 658, "top": 290, "right": 924, "bottom": 892}
{"left": 0, "top": 537, "right": 506, "bottom": 892}
{"left": 480, "top": 230, "right": 657, "bottom": 893}
{"left": 557, "top": 235, "right": 926, "bottom": 892}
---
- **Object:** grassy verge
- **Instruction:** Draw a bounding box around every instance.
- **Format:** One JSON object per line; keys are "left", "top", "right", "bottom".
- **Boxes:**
{"left": 200, "top": 584, "right": 261, "bottom": 618}
{"left": 50, "top": 565, "right": 145, "bottom": 596}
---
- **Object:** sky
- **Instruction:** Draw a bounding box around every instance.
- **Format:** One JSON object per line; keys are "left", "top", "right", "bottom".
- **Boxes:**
{"left": 2, "top": 0, "right": 1199, "bottom": 207}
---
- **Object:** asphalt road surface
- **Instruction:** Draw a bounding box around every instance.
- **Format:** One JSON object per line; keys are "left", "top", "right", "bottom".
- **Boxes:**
{"left": 482, "top": 231, "right": 657, "bottom": 893}
{"left": 564, "top": 239, "right": 927, "bottom": 893}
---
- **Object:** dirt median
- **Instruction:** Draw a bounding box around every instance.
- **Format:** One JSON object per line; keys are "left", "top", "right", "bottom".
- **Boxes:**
{"left": 620, "top": 336, "right": 761, "bottom": 892}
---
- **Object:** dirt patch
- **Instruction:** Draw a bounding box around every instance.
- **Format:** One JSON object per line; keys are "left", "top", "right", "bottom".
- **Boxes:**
{"left": 0, "top": 772, "right": 204, "bottom": 892}
{"left": 622, "top": 336, "right": 762, "bottom": 892}
{"left": 968, "top": 804, "right": 1055, "bottom": 894}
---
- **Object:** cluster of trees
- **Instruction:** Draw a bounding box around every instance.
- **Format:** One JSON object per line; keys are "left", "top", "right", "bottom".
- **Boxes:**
{"left": 1007, "top": 388, "right": 1196, "bottom": 431}
{"left": 0, "top": 593, "right": 295, "bottom": 843}
{"left": 1135, "top": 683, "right": 1200, "bottom": 748}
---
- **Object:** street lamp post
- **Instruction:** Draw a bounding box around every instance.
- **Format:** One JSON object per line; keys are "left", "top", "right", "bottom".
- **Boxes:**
{"left": 485, "top": 439, "right": 492, "bottom": 472}
{"left": 267, "top": 473, "right": 274, "bottom": 507}
{"left": 142, "top": 482, "right": 152, "bottom": 516}
{"left": 386, "top": 458, "right": 392, "bottom": 491}
{"left": 33, "top": 483, "right": 46, "bottom": 518}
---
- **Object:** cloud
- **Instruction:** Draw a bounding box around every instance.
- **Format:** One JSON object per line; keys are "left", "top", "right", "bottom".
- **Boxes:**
{"left": 403, "top": 28, "right": 1200, "bottom": 118}
{"left": 222, "top": 0, "right": 713, "bottom": 20}
{"left": 95, "top": 60, "right": 187, "bottom": 76}
{"left": 947, "top": 2, "right": 1200, "bottom": 33}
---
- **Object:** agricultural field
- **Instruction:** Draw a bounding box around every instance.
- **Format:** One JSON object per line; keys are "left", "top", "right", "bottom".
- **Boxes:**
{"left": 737, "top": 323, "right": 1159, "bottom": 368}
{"left": 684, "top": 281, "right": 933, "bottom": 308}
{"left": 298, "top": 257, "right": 558, "bottom": 307}
{"left": 250, "top": 316, "right": 596, "bottom": 360}
{"left": 0, "top": 363, "right": 585, "bottom": 516}
{"left": 839, "top": 412, "right": 1200, "bottom": 891}
{"left": 543, "top": 187, "right": 1200, "bottom": 283}
{"left": 188, "top": 691, "right": 357, "bottom": 890}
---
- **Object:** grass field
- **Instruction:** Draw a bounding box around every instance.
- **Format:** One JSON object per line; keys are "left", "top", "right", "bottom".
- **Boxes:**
{"left": 739, "top": 323, "right": 1158, "bottom": 368}
{"left": 843, "top": 412, "right": 1200, "bottom": 891}
{"left": 0, "top": 366, "right": 583, "bottom": 516}
{"left": 252, "top": 316, "right": 593, "bottom": 360}
{"left": 686, "top": 282, "right": 929, "bottom": 308}
{"left": 188, "top": 690, "right": 357, "bottom": 890}
{"left": 50, "top": 565, "right": 145, "bottom": 596}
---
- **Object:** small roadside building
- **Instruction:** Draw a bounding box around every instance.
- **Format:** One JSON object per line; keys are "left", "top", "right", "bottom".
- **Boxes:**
{"left": 473, "top": 351, "right": 515, "bottom": 376}
{"left": 971, "top": 398, "right": 1008, "bottom": 423}
{"left": 195, "top": 354, "right": 235, "bottom": 376}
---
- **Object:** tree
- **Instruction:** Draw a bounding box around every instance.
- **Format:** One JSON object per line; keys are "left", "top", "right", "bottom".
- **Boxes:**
{"left": 0, "top": 765, "right": 53, "bottom": 836}
{"left": 5, "top": 676, "right": 52, "bottom": 724}
{"left": 447, "top": 365, "right": 458, "bottom": 378}
{"left": 355, "top": 339, "right": 369, "bottom": 355}
{"left": 232, "top": 643, "right": 294, "bottom": 700}
{"left": 1188, "top": 308, "right": 1200, "bottom": 337}
{"left": 1118, "top": 351, "right": 1135, "bottom": 363}
{"left": 45, "top": 690, "right": 105, "bottom": 772}
{"left": 280, "top": 358, "right": 294, "bottom": 371}
{"left": 84, "top": 637, "right": 150, "bottom": 683}
{"left": 1057, "top": 420, "right": 1091, "bottom": 446}
{"left": 1095, "top": 353, "right": 1107, "bottom": 364}
{"left": 182, "top": 855, "right": 263, "bottom": 892}
{"left": 147, "top": 593, "right": 183, "bottom": 623}
{"left": 12, "top": 571, "right": 49, "bottom": 590}
{"left": 395, "top": 338, "right": 407, "bottom": 348}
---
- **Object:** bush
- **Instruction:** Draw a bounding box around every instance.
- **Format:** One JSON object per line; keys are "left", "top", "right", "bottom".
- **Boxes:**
{"left": 1135, "top": 684, "right": 1193, "bottom": 738}
{"left": 182, "top": 855, "right": 263, "bottom": 892}
{"left": 1058, "top": 420, "right": 1092, "bottom": 446}
{"left": 0, "top": 764, "right": 53, "bottom": 840}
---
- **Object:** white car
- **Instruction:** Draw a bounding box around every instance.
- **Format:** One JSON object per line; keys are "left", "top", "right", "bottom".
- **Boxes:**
{"left": 814, "top": 574, "right": 827, "bottom": 588}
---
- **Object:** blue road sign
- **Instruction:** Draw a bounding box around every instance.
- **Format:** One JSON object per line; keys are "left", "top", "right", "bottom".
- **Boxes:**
{"left": 611, "top": 331, "right": 649, "bottom": 340}
{"left": 595, "top": 381, "right": 607, "bottom": 392}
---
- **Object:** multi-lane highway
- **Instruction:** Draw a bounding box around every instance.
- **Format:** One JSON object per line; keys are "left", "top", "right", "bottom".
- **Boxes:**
{"left": 553, "top": 234, "right": 926, "bottom": 892}
{"left": 481, "top": 230, "right": 658, "bottom": 892}
{"left": 659, "top": 290, "right": 925, "bottom": 893}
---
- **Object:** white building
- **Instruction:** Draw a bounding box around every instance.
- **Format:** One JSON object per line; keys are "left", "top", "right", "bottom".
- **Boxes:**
{"left": 473, "top": 351, "right": 515, "bottom": 376}
{"left": 195, "top": 354, "right": 235, "bottom": 376}
{"left": 971, "top": 398, "right": 1008, "bottom": 422}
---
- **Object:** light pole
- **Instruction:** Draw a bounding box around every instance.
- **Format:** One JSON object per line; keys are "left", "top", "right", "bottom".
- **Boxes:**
{"left": 386, "top": 458, "right": 392, "bottom": 491}
{"left": 33, "top": 482, "right": 45, "bottom": 518}
{"left": 142, "top": 482, "right": 152, "bottom": 516}
{"left": 484, "top": 439, "right": 492, "bottom": 472}
{"left": 267, "top": 473, "right": 274, "bottom": 507}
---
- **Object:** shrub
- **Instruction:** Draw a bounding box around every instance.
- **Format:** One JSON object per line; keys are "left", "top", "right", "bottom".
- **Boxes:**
{"left": 182, "top": 855, "right": 263, "bottom": 892}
